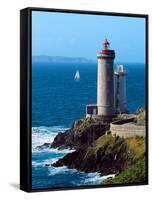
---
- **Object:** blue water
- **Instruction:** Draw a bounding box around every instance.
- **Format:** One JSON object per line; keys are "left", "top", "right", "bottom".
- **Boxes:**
{"left": 32, "top": 61, "right": 146, "bottom": 189}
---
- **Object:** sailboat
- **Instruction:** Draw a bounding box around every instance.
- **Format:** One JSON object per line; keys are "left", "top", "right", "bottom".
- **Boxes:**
{"left": 74, "top": 70, "right": 80, "bottom": 80}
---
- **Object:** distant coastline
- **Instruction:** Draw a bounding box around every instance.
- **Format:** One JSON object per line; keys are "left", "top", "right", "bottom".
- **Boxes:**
{"left": 32, "top": 56, "right": 145, "bottom": 66}
{"left": 32, "top": 55, "right": 95, "bottom": 63}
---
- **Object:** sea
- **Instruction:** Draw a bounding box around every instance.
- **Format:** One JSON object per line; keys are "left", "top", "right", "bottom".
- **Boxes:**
{"left": 32, "top": 61, "right": 146, "bottom": 189}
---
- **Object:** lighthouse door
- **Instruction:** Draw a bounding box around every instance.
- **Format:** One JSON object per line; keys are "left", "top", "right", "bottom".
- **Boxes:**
{"left": 93, "top": 108, "right": 97, "bottom": 115}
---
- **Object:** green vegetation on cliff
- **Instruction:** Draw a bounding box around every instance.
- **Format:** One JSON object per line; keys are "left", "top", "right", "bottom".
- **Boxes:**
{"left": 134, "top": 107, "right": 146, "bottom": 126}
{"left": 86, "top": 135, "right": 125, "bottom": 156}
{"left": 102, "top": 136, "right": 146, "bottom": 185}
{"left": 50, "top": 112, "right": 147, "bottom": 185}
{"left": 102, "top": 157, "right": 146, "bottom": 184}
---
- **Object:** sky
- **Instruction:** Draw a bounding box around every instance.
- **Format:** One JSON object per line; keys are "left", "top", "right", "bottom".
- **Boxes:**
{"left": 32, "top": 11, "right": 146, "bottom": 63}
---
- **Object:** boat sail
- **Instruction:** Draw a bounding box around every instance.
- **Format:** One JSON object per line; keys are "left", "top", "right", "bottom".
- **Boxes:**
{"left": 74, "top": 70, "right": 80, "bottom": 80}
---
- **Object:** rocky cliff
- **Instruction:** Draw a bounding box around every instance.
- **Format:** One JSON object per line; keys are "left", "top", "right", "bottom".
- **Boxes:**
{"left": 51, "top": 117, "right": 109, "bottom": 150}
{"left": 36, "top": 113, "right": 146, "bottom": 184}
{"left": 52, "top": 135, "right": 132, "bottom": 175}
{"left": 51, "top": 115, "right": 146, "bottom": 183}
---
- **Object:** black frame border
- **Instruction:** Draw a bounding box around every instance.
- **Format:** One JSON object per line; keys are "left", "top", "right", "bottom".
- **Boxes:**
{"left": 20, "top": 7, "right": 149, "bottom": 192}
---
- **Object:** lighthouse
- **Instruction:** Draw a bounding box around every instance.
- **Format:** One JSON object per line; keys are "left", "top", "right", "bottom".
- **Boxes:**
{"left": 97, "top": 39, "right": 115, "bottom": 116}
{"left": 114, "top": 65, "right": 127, "bottom": 114}
{"left": 86, "top": 39, "right": 127, "bottom": 119}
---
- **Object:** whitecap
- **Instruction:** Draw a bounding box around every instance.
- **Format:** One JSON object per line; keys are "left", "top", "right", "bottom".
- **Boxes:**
{"left": 83, "top": 172, "right": 115, "bottom": 185}
{"left": 32, "top": 126, "right": 115, "bottom": 186}
{"left": 32, "top": 126, "right": 69, "bottom": 151}
{"left": 33, "top": 146, "right": 75, "bottom": 154}
{"left": 32, "top": 157, "right": 59, "bottom": 167}
{"left": 48, "top": 166, "right": 78, "bottom": 176}
{"left": 48, "top": 148, "right": 75, "bottom": 154}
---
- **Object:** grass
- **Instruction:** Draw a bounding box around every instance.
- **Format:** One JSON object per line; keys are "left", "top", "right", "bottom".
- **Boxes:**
{"left": 85, "top": 135, "right": 114, "bottom": 156}
{"left": 135, "top": 108, "right": 146, "bottom": 126}
{"left": 102, "top": 157, "right": 146, "bottom": 184}
{"left": 74, "top": 114, "right": 146, "bottom": 185}
{"left": 73, "top": 118, "right": 96, "bottom": 134}
{"left": 126, "top": 136, "right": 145, "bottom": 161}
{"left": 102, "top": 136, "right": 146, "bottom": 185}
{"left": 84, "top": 135, "right": 126, "bottom": 160}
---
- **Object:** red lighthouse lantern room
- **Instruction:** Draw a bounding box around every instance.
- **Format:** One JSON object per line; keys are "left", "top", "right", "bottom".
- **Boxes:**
{"left": 101, "top": 39, "right": 114, "bottom": 55}
{"left": 103, "top": 38, "right": 110, "bottom": 49}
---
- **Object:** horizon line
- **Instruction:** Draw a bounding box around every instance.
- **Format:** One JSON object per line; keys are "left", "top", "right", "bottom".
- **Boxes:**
{"left": 32, "top": 55, "right": 145, "bottom": 65}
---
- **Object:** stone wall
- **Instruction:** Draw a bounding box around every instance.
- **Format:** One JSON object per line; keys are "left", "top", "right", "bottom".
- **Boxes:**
{"left": 110, "top": 122, "right": 145, "bottom": 138}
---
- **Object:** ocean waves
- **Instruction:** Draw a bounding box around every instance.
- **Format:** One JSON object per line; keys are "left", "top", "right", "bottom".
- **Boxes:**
{"left": 82, "top": 173, "right": 115, "bottom": 185}
{"left": 32, "top": 125, "right": 115, "bottom": 189}
{"left": 32, "top": 126, "right": 68, "bottom": 150}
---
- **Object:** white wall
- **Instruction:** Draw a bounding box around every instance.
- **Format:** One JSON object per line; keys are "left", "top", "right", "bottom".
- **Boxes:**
{"left": 0, "top": 0, "right": 151, "bottom": 199}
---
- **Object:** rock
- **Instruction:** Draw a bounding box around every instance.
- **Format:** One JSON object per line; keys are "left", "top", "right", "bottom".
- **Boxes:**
{"left": 35, "top": 143, "right": 51, "bottom": 150}
{"left": 51, "top": 118, "right": 109, "bottom": 150}
{"left": 50, "top": 114, "right": 146, "bottom": 181}
{"left": 52, "top": 135, "right": 132, "bottom": 175}
{"left": 45, "top": 164, "right": 51, "bottom": 167}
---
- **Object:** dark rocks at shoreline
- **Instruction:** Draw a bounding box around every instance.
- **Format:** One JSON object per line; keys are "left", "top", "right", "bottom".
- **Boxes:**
{"left": 35, "top": 143, "right": 51, "bottom": 151}
{"left": 50, "top": 111, "right": 146, "bottom": 182}
{"left": 52, "top": 135, "right": 132, "bottom": 176}
{"left": 45, "top": 163, "right": 51, "bottom": 167}
{"left": 51, "top": 118, "right": 109, "bottom": 150}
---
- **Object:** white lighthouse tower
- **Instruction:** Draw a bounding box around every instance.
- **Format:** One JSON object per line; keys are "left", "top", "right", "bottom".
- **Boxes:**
{"left": 97, "top": 39, "right": 115, "bottom": 117}
{"left": 86, "top": 39, "right": 127, "bottom": 119}
{"left": 114, "top": 65, "right": 127, "bottom": 114}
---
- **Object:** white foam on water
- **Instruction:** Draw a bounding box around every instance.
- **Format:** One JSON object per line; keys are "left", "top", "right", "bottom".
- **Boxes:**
{"left": 32, "top": 126, "right": 115, "bottom": 186}
{"left": 45, "top": 148, "right": 75, "bottom": 154}
{"left": 48, "top": 166, "right": 68, "bottom": 176}
{"left": 33, "top": 147, "right": 74, "bottom": 154}
{"left": 48, "top": 166, "right": 78, "bottom": 176}
{"left": 83, "top": 172, "right": 115, "bottom": 185}
{"left": 48, "top": 165, "right": 115, "bottom": 185}
{"left": 32, "top": 126, "right": 68, "bottom": 151}
{"left": 32, "top": 157, "right": 59, "bottom": 167}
